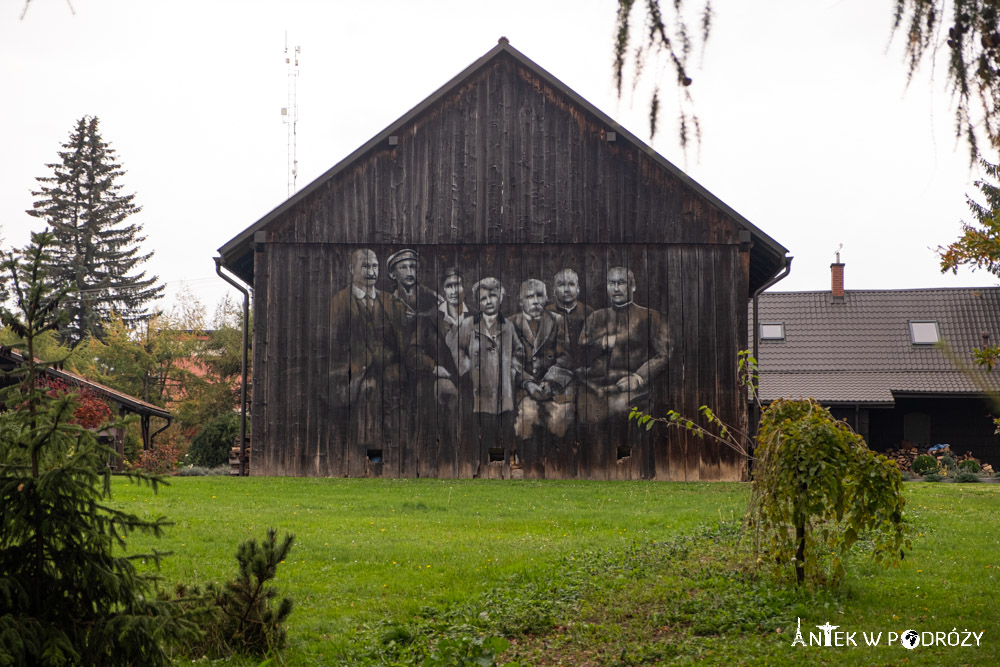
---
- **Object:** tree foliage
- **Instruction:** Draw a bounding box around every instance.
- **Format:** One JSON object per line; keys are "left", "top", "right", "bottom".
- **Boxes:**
{"left": 0, "top": 232, "right": 200, "bottom": 666}
{"left": 615, "top": 1, "right": 1000, "bottom": 161}
{"left": 187, "top": 411, "right": 239, "bottom": 468}
{"left": 749, "top": 399, "right": 910, "bottom": 586}
{"left": 613, "top": 0, "right": 710, "bottom": 147}
{"left": 27, "top": 116, "right": 163, "bottom": 346}
{"left": 940, "top": 158, "right": 1000, "bottom": 276}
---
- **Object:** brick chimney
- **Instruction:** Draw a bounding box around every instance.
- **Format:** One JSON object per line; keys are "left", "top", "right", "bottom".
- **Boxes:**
{"left": 831, "top": 262, "right": 845, "bottom": 302}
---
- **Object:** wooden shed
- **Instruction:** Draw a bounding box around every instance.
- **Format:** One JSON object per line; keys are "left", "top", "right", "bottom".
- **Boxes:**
{"left": 218, "top": 39, "right": 790, "bottom": 481}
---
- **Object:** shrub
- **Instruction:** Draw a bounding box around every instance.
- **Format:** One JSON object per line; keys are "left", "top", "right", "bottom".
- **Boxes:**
{"left": 750, "top": 398, "right": 910, "bottom": 586}
{"left": 954, "top": 471, "right": 981, "bottom": 483}
{"left": 137, "top": 440, "right": 183, "bottom": 474}
{"left": 922, "top": 473, "right": 945, "bottom": 482}
{"left": 911, "top": 455, "right": 939, "bottom": 476}
{"left": 939, "top": 454, "right": 958, "bottom": 472}
{"left": 959, "top": 458, "right": 982, "bottom": 473}
{"left": 181, "top": 529, "right": 295, "bottom": 658}
{"left": 176, "top": 465, "right": 230, "bottom": 477}
{"left": 187, "top": 412, "right": 240, "bottom": 468}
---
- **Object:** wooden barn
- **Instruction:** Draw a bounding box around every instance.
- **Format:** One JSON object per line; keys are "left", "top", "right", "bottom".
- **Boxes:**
{"left": 217, "top": 39, "right": 790, "bottom": 481}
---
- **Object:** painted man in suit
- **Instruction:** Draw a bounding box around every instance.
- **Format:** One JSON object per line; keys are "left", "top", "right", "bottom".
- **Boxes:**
{"left": 511, "top": 278, "right": 574, "bottom": 440}
{"left": 457, "top": 277, "right": 524, "bottom": 467}
{"left": 578, "top": 266, "right": 669, "bottom": 424}
{"left": 330, "top": 248, "right": 408, "bottom": 445}
{"left": 545, "top": 268, "right": 592, "bottom": 370}
{"left": 387, "top": 248, "right": 441, "bottom": 323}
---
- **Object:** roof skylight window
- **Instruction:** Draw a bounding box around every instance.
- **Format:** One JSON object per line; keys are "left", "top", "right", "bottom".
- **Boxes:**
{"left": 760, "top": 322, "right": 785, "bottom": 341}
{"left": 909, "top": 320, "right": 940, "bottom": 345}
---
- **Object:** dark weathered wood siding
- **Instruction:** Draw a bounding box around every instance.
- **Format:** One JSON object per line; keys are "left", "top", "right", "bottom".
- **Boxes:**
{"left": 242, "top": 49, "right": 761, "bottom": 480}
{"left": 251, "top": 243, "right": 748, "bottom": 480}
{"left": 260, "top": 54, "right": 741, "bottom": 248}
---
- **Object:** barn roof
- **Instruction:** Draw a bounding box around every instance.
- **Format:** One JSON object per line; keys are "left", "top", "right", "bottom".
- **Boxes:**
{"left": 218, "top": 39, "right": 789, "bottom": 292}
{"left": 755, "top": 287, "right": 1000, "bottom": 405}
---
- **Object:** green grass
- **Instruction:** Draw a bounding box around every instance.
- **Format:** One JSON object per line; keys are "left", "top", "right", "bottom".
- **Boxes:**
{"left": 110, "top": 477, "right": 1000, "bottom": 665}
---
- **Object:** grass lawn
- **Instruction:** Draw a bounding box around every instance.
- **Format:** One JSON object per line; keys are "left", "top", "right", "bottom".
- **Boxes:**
{"left": 111, "top": 477, "right": 1000, "bottom": 665}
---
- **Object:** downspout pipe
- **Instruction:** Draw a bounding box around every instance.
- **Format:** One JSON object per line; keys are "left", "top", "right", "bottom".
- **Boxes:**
{"left": 214, "top": 257, "right": 251, "bottom": 477}
{"left": 150, "top": 416, "right": 172, "bottom": 447}
{"left": 750, "top": 255, "right": 793, "bottom": 437}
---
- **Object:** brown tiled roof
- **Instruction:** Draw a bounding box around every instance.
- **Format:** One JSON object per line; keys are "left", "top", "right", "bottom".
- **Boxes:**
{"left": 755, "top": 288, "right": 1000, "bottom": 404}
{"left": 0, "top": 347, "right": 171, "bottom": 419}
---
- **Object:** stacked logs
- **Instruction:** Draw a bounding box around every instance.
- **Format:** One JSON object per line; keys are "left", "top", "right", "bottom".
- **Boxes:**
{"left": 880, "top": 444, "right": 990, "bottom": 473}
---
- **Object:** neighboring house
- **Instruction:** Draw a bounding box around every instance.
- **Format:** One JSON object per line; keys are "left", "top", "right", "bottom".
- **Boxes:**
{"left": 755, "top": 263, "right": 1000, "bottom": 463}
{"left": 218, "top": 39, "right": 791, "bottom": 481}
{"left": 0, "top": 346, "right": 172, "bottom": 469}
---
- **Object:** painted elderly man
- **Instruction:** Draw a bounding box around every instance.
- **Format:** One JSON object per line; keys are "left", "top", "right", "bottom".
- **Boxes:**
{"left": 386, "top": 248, "right": 441, "bottom": 322}
{"left": 578, "top": 266, "right": 669, "bottom": 423}
{"left": 329, "top": 248, "right": 408, "bottom": 444}
{"left": 511, "top": 278, "right": 574, "bottom": 440}
{"left": 545, "top": 268, "right": 592, "bottom": 368}
{"left": 457, "top": 277, "right": 524, "bottom": 466}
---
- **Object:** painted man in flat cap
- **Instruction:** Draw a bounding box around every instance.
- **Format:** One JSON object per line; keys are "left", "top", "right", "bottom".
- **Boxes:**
{"left": 386, "top": 248, "right": 441, "bottom": 322}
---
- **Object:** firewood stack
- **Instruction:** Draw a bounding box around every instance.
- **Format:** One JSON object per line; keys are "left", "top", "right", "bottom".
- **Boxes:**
{"left": 882, "top": 446, "right": 920, "bottom": 472}
{"left": 879, "top": 444, "right": 988, "bottom": 473}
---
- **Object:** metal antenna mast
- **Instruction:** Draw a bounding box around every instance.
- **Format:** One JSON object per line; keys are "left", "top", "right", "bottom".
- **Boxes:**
{"left": 281, "top": 33, "right": 300, "bottom": 198}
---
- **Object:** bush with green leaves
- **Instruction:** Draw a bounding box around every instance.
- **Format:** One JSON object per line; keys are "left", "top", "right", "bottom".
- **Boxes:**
{"left": 187, "top": 411, "right": 240, "bottom": 468}
{"left": 0, "top": 233, "right": 203, "bottom": 666}
{"left": 954, "top": 471, "right": 981, "bottom": 483}
{"left": 922, "top": 473, "right": 945, "bottom": 482}
{"left": 750, "top": 398, "right": 910, "bottom": 586}
{"left": 939, "top": 454, "right": 958, "bottom": 473}
{"left": 959, "top": 459, "right": 982, "bottom": 473}
{"left": 911, "top": 454, "right": 939, "bottom": 476}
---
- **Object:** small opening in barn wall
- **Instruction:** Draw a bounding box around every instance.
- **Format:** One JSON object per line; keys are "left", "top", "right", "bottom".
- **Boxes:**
{"left": 617, "top": 446, "right": 631, "bottom": 460}
{"left": 488, "top": 448, "right": 504, "bottom": 462}
{"left": 366, "top": 449, "right": 383, "bottom": 463}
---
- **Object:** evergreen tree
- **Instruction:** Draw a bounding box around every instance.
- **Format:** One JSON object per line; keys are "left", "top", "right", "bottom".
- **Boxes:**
{"left": 28, "top": 116, "right": 163, "bottom": 346}
{"left": 0, "top": 232, "right": 202, "bottom": 666}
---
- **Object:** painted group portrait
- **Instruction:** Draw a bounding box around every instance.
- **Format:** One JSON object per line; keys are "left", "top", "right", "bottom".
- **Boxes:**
{"left": 325, "top": 244, "right": 674, "bottom": 479}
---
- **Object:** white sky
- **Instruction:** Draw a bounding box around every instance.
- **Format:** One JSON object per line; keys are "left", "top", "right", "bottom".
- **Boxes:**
{"left": 1, "top": 0, "right": 993, "bottom": 315}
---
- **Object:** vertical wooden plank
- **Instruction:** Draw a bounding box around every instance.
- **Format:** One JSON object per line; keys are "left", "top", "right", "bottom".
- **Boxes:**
{"left": 251, "top": 238, "right": 269, "bottom": 475}
{"left": 664, "top": 245, "right": 686, "bottom": 480}
{"left": 648, "top": 244, "right": 672, "bottom": 481}
{"left": 326, "top": 246, "right": 347, "bottom": 477}
{"left": 681, "top": 246, "right": 701, "bottom": 481}
{"left": 698, "top": 247, "right": 721, "bottom": 481}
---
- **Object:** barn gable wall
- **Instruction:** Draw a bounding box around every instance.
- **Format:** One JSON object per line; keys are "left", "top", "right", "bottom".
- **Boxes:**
{"left": 240, "top": 47, "right": 771, "bottom": 480}
{"left": 259, "top": 53, "right": 742, "bottom": 248}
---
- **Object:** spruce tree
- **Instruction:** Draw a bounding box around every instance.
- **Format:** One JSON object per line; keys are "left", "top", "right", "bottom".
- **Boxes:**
{"left": 0, "top": 232, "right": 202, "bottom": 666}
{"left": 28, "top": 116, "right": 163, "bottom": 346}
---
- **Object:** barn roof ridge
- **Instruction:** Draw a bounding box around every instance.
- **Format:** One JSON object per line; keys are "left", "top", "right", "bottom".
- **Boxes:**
{"left": 219, "top": 39, "right": 788, "bottom": 280}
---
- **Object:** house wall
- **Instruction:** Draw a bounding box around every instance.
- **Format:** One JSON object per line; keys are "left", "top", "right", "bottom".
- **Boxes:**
{"left": 867, "top": 396, "right": 1000, "bottom": 464}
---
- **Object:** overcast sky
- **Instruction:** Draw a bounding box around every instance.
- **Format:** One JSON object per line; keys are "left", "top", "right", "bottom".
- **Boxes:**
{"left": 1, "top": 0, "right": 992, "bottom": 315}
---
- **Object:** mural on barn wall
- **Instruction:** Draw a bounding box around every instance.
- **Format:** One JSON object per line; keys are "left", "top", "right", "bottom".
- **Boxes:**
{"left": 320, "top": 243, "right": 685, "bottom": 478}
